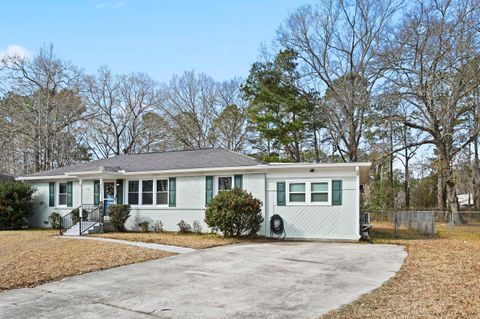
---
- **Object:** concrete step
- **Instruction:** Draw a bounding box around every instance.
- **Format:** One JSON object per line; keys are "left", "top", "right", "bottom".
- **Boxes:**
{"left": 64, "top": 222, "right": 101, "bottom": 236}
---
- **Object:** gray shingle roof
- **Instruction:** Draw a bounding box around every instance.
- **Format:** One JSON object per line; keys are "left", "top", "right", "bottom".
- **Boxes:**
{"left": 25, "top": 148, "right": 263, "bottom": 177}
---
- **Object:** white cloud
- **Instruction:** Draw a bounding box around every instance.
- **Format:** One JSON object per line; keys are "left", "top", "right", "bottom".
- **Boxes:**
{"left": 0, "top": 44, "right": 29, "bottom": 61}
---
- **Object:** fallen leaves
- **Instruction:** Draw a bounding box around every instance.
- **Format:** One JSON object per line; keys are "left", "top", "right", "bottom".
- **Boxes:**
{"left": 322, "top": 223, "right": 480, "bottom": 319}
{"left": 91, "top": 231, "right": 270, "bottom": 249}
{"left": 0, "top": 229, "right": 172, "bottom": 291}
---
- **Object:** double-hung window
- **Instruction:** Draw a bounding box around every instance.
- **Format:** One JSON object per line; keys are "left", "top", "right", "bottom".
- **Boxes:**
{"left": 142, "top": 180, "right": 153, "bottom": 205}
{"left": 218, "top": 176, "right": 232, "bottom": 192}
{"left": 58, "top": 182, "right": 67, "bottom": 206}
{"left": 156, "top": 180, "right": 168, "bottom": 205}
{"left": 288, "top": 183, "right": 306, "bottom": 202}
{"left": 286, "top": 180, "right": 331, "bottom": 205}
{"left": 128, "top": 181, "right": 139, "bottom": 205}
{"left": 311, "top": 182, "right": 329, "bottom": 203}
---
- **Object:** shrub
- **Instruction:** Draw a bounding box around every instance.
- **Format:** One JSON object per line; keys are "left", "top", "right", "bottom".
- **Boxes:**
{"left": 138, "top": 221, "right": 150, "bottom": 232}
{"left": 153, "top": 220, "right": 164, "bottom": 232}
{"left": 177, "top": 220, "right": 191, "bottom": 233}
{"left": 49, "top": 212, "right": 61, "bottom": 229}
{"left": 192, "top": 220, "right": 202, "bottom": 234}
{"left": 0, "top": 181, "right": 36, "bottom": 230}
{"left": 108, "top": 204, "right": 131, "bottom": 232}
{"left": 205, "top": 188, "right": 263, "bottom": 237}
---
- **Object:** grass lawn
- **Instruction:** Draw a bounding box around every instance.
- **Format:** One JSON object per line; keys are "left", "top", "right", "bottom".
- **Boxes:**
{"left": 322, "top": 223, "right": 480, "bottom": 319}
{"left": 0, "top": 229, "right": 172, "bottom": 291}
{"left": 91, "top": 231, "right": 271, "bottom": 249}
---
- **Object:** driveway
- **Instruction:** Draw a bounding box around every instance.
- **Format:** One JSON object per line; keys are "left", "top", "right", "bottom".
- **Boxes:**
{"left": 0, "top": 242, "right": 406, "bottom": 319}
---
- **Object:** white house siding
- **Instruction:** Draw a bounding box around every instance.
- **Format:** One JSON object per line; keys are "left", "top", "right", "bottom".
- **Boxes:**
{"left": 126, "top": 173, "right": 267, "bottom": 232}
{"left": 265, "top": 167, "right": 360, "bottom": 241}
{"left": 28, "top": 180, "right": 94, "bottom": 227}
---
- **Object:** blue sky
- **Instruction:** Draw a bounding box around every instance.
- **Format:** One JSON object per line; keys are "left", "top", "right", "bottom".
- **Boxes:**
{"left": 0, "top": 0, "right": 310, "bottom": 82}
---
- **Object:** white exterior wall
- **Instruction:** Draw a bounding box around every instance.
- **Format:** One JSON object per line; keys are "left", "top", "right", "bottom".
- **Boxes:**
{"left": 265, "top": 167, "right": 360, "bottom": 241}
{"left": 28, "top": 180, "right": 94, "bottom": 227}
{"left": 27, "top": 167, "right": 361, "bottom": 241}
{"left": 126, "top": 173, "right": 266, "bottom": 232}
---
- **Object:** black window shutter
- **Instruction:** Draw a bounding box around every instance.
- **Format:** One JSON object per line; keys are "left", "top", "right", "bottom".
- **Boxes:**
{"left": 169, "top": 177, "right": 176, "bottom": 207}
{"left": 332, "top": 180, "right": 342, "bottom": 206}
{"left": 66, "top": 182, "right": 73, "bottom": 207}
{"left": 116, "top": 180, "right": 123, "bottom": 204}
{"left": 234, "top": 174, "right": 243, "bottom": 189}
{"left": 49, "top": 182, "right": 55, "bottom": 207}
{"left": 205, "top": 176, "right": 213, "bottom": 206}
{"left": 277, "top": 182, "right": 286, "bottom": 206}
{"left": 94, "top": 180, "right": 100, "bottom": 206}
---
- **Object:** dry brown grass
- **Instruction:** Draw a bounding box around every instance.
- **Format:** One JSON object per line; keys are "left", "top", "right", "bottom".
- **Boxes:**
{"left": 92, "top": 231, "right": 271, "bottom": 249}
{"left": 322, "top": 223, "right": 480, "bottom": 319}
{"left": 0, "top": 229, "right": 172, "bottom": 291}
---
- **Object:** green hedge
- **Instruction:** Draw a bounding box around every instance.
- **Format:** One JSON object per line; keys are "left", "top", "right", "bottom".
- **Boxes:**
{"left": 0, "top": 181, "right": 36, "bottom": 229}
{"left": 204, "top": 188, "right": 263, "bottom": 237}
{"left": 108, "top": 204, "right": 131, "bottom": 231}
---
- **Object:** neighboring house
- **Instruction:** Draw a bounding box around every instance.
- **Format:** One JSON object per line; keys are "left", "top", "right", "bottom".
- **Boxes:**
{"left": 16, "top": 148, "right": 370, "bottom": 241}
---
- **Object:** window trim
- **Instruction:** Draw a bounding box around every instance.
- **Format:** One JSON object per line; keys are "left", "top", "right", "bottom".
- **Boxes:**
{"left": 141, "top": 180, "right": 154, "bottom": 206}
{"left": 127, "top": 180, "right": 140, "bottom": 205}
{"left": 156, "top": 179, "right": 169, "bottom": 206}
{"left": 286, "top": 179, "right": 332, "bottom": 206}
{"left": 127, "top": 178, "right": 169, "bottom": 208}
{"left": 215, "top": 175, "right": 234, "bottom": 194}
{"left": 57, "top": 182, "right": 68, "bottom": 207}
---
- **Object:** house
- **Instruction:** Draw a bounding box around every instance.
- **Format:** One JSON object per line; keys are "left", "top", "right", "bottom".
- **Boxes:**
{"left": 16, "top": 148, "right": 370, "bottom": 241}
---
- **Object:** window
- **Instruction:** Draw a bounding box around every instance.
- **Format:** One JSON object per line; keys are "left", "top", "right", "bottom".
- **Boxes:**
{"left": 142, "top": 180, "right": 153, "bottom": 205}
{"left": 128, "top": 181, "right": 139, "bottom": 205}
{"left": 218, "top": 176, "right": 232, "bottom": 192}
{"left": 58, "top": 182, "right": 67, "bottom": 206}
{"left": 289, "top": 183, "right": 306, "bottom": 202}
{"left": 286, "top": 180, "right": 331, "bottom": 205}
{"left": 156, "top": 179, "right": 168, "bottom": 205}
{"left": 311, "top": 182, "right": 328, "bottom": 202}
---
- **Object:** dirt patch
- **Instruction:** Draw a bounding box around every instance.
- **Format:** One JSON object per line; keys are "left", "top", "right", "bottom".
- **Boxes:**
{"left": 91, "top": 231, "right": 271, "bottom": 249}
{"left": 0, "top": 229, "right": 172, "bottom": 291}
{"left": 322, "top": 223, "right": 480, "bottom": 319}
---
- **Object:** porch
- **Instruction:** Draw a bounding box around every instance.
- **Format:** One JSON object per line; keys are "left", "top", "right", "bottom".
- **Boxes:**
{"left": 59, "top": 176, "right": 123, "bottom": 236}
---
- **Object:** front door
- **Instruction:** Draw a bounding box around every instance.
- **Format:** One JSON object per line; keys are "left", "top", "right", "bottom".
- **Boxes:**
{"left": 104, "top": 182, "right": 116, "bottom": 216}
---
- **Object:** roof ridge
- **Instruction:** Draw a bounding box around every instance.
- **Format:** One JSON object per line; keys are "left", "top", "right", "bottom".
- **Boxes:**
{"left": 222, "top": 148, "right": 264, "bottom": 164}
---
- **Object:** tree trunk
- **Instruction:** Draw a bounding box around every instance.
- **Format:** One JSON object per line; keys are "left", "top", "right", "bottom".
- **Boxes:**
{"left": 446, "top": 179, "right": 464, "bottom": 227}
{"left": 405, "top": 154, "right": 410, "bottom": 208}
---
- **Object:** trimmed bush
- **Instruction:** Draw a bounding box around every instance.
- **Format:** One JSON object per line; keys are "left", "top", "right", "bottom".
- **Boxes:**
{"left": 205, "top": 188, "right": 263, "bottom": 237}
{"left": 192, "top": 220, "right": 202, "bottom": 234}
{"left": 138, "top": 221, "right": 150, "bottom": 232}
{"left": 108, "top": 204, "right": 131, "bottom": 231}
{"left": 153, "top": 220, "right": 164, "bottom": 232}
{"left": 0, "top": 181, "right": 36, "bottom": 230}
{"left": 177, "top": 220, "right": 192, "bottom": 233}
{"left": 49, "top": 212, "right": 61, "bottom": 229}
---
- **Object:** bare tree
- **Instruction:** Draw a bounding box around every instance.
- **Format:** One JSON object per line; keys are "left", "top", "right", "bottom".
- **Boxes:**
{"left": 0, "top": 45, "right": 86, "bottom": 174}
{"left": 159, "top": 71, "right": 218, "bottom": 149}
{"left": 384, "top": 0, "right": 480, "bottom": 222}
{"left": 211, "top": 78, "right": 250, "bottom": 152}
{"left": 82, "top": 67, "right": 160, "bottom": 158}
{"left": 277, "top": 0, "right": 400, "bottom": 161}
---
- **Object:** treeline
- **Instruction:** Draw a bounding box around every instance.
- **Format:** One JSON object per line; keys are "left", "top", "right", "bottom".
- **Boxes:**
{"left": 1, "top": 0, "right": 480, "bottom": 216}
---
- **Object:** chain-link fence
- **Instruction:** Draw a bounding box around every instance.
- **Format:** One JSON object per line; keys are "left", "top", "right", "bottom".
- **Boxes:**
{"left": 365, "top": 210, "right": 480, "bottom": 237}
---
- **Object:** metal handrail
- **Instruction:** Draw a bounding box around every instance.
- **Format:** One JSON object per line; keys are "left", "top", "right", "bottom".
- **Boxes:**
{"left": 59, "top": 206, "right": 80, "bottom": 235}
{"left": 79, "top": 205, "right": 102, "bottom": 235}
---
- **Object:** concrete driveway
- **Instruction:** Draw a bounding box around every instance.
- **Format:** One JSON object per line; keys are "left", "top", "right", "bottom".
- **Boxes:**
{"left": 0, "top": 242, "right": 406, "bottom": 319}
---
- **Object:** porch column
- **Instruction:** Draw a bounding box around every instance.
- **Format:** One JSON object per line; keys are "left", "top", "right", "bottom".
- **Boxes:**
{"left": 79, "top": 179, "right": 83, "bottom": 236}
{"left": 99, "top": 178, "right": 104, "bottom": 203}
{"left": 79, "top": 179, "right": 83, "bottom": 218}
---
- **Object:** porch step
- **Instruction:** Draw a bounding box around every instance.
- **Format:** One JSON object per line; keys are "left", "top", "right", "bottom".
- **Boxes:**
{"left": 64, "top": 222, "right": 101, "bottom": 236}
